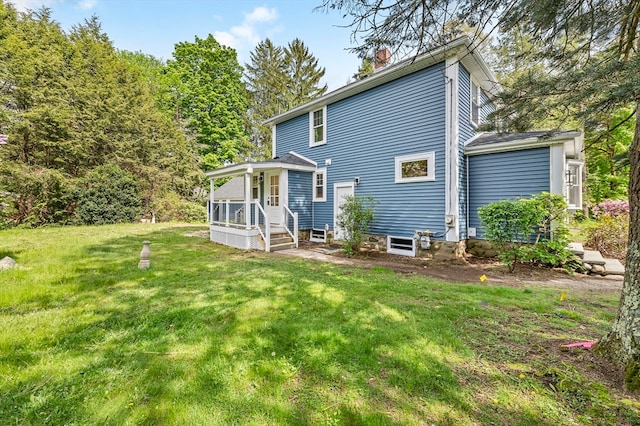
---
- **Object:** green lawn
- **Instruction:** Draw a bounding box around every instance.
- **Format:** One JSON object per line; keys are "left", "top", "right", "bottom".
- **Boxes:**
{"left": 1, "top": 224, "right": 638, "bottom": 425}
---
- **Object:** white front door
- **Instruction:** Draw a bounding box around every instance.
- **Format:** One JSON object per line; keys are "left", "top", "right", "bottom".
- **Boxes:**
{"left": 334, "top": 182, "right": 355, "bottom": 240}
{"left": 265, "top": 172, "right": 281, "bottom": 224}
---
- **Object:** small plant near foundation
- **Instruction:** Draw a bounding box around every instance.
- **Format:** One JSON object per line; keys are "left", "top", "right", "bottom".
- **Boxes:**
{"left": 336, "top": 195, "right": 376, "bottom": 255}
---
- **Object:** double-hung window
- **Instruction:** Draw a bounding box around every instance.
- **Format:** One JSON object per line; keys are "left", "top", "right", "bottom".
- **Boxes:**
{"left": 313, "top": 168, "right": 327, "bottom": 202}
{"left": 309, "top": 106, "right": 327, "bottom": 146}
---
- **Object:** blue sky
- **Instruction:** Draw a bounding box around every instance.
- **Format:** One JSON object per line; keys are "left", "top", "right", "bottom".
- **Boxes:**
{"left": 10, "top": 0, "right": 362, "bottom": 90}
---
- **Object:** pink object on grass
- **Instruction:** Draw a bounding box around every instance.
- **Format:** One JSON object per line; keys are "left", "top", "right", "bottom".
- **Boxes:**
{"left": 561, "top": 341, "right": 596, "bottom": 349}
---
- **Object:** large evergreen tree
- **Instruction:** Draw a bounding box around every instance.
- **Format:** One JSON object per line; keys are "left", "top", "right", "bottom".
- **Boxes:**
{"left": 244, "top": 38, "right": 327, "bottom": 159}
{"left": 0, "top": 2, "right": 202, "bottom": 225}
{"left": 320, "top": 0, "right": 640, "bottom": 389}
{"left": 244, "top": 38, "right": 286, "bottom": 159}
{"left": 283, "top": 38, "right": 328, "bottom": 109}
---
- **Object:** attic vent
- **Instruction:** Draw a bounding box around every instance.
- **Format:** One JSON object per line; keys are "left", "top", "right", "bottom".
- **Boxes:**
{"left": 374, "top": 48, "right": 392, "bottom": 70}
{"left": 387, "top": 236, "right": 415, "bottom": 257}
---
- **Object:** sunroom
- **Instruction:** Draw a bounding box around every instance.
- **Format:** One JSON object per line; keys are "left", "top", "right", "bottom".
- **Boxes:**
{"left": 205, "top": 152, "right": 316, "bottom": 251}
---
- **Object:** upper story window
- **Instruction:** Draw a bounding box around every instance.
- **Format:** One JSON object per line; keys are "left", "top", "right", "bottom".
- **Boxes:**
{"left": 313, "top": 168, "right": 327, "bottom": 202}
{"left": 471, "top": 79, "right": 481, "bottom": 126}
{"left": 395, "top": 152, "right": 436, "bottom": 183}
{"left": 309, "top": 106, "right": 327, "bottom": 147}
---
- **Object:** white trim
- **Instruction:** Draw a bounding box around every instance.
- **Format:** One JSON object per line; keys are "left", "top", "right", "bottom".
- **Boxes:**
{"left": 281, "top": 169, "right": 289, "bottom": 214}
{"left": 470, "top": 77, "right": 481, "bottom": 127}
{"left": 205, "top": 161, "right": 316, "bottom": 178}
{"left": 387, "top": 235, "right": 416, "bottom": 257}
{"left": 333, "top": 181, "right": 355, "bottom": 240}
{"left": 549, "top": 144, "right": 565, "bottom": 195}
{"left": 565, "top": 160, "right": 584, "bottom": 210}
{"left": 263, "top": 36, "right": 496, "bottom": 127}
{"left": 309, "top": 106, "right": 327, "bottom": 147}
{"left": 394, "top": 152, "right": 436, "bottom": 183}
{"left": 271, "top": 125, "right": 277, "bottom": 159}
{"left": 464, "top": 132, "right": 582, "bottom": 156}
{"left": 313, "top": 167, "right": 327, "bottom": 202}
{"left": 288, "top": 151, "right": 317, "bottom": 166}
{"left": 445, "top": 57, "right": 460, "bottom": 242}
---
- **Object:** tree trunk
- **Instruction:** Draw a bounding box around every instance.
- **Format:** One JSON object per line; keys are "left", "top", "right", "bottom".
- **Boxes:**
{"left": 597, "top": 102, "right": 640, "bottom": 390}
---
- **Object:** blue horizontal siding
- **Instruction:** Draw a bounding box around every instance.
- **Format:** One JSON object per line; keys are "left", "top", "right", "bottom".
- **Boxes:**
{"left": 275, "top": 62, "right": 448, "bottom": 238}
{"left": 468, "top": 147, "right": 550, "bottom": 238}
{"left": 288, "top": 171, "right": 312, "bottom": 229}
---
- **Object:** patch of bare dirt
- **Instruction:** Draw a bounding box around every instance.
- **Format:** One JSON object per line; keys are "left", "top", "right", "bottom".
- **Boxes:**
{"left": 296, "top": 241, "right": 623, "bottom": 291}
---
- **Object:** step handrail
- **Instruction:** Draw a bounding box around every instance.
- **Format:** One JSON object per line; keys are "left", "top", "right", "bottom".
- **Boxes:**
{"left": 254, "top": 202, "right": 270, "bottom": 252}
{"left": 282, "top": 205, "right": 298, "bottom": 248}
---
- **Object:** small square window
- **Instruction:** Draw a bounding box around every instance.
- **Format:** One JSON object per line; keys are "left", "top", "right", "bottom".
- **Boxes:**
{"left": 395, "top": 152, "right": 435, "bottom": 183}
{"left": 309, "top": 106, "right": 327, "bottom": 146}
{"left": 313, "top": 168, "right": 327, "bottom": 202}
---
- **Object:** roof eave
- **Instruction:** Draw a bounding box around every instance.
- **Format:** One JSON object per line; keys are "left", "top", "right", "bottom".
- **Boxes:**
{"left": 206, "top": 162, "right": 317, "bottom": 179}
{"left": 263, "top": 36, "right": 477, "bottom": 127}
{"left": 464, "top": 131, "right": 582, "bottom": 156}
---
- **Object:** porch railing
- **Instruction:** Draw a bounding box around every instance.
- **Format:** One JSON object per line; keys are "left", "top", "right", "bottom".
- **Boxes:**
{"left": 254, "top": 202, "right": 270, "bottom": 252}
{"left": 283, "top": 205, "right": 298, "bottom": 248}
{"left": 211, "top": 200, "right": 248, "bottom": 227}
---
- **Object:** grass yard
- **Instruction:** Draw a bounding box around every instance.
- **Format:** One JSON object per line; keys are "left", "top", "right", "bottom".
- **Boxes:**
{"left": 1, "top": 224, "right": 638, "bottom": 425}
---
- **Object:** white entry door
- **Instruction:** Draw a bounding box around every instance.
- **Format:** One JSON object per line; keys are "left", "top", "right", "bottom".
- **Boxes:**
{"left": 265, "top": 172, "right": 281, "bottom": 224}
{"left": 333, "top": 182, "right": 355, "bottom": 240}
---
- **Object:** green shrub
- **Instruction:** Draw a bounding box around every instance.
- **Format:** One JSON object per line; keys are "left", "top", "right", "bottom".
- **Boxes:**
{"left": 76, "top": 165, "right": 141, "bottom": 225}
{"left": 336, "top": 195, "right": 376, "bottom": 256}
{"left": 152, "top": 192, "right": 207, "bottom": 223}
{"left": 583, "top": 214, "right": 629, "bottom": 260}
{"left": 0, "top": 164, "right": 75, "bottom": 227}
{"left": 479, "top": 192, "right": 578, "bottom": 272}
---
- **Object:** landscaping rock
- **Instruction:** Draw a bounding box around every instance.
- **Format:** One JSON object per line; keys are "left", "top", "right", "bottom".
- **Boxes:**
{"left": 591, "top": 264, "right": 606, "bottom": 275}
{"left": 603, "top": 258, "right": 625, "bottom": 276}
{"left": 0, "top": 256, "right": 17, "bottom": 270}
{"left": 567, "top": 242, "right": 585, "bottom": 258}
{"left": 583, "top": 250, "right": 606, "bottom": 266}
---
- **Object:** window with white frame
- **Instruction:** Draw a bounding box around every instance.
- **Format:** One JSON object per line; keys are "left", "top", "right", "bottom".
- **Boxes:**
{"left": 395, "top": 152, "right": 435, "bottom": 183}
{"left": 565, "top": 160, "right": 583, "bottom": 209}
{"left": 309, "top": 106, "right": 327, "bottom": 146}
{"left": 313, "top": 168, "right": 327, "bottom": 202}
{"left": 252, "top": 175, "right": 260, "bottom": 200}
{"left": 471, "top": 79, "right": 481, "bottom": 126}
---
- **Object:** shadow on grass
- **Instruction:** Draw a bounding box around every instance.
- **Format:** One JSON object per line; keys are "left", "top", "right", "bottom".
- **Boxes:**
{"left": 1, "top": 226, "right": 636, "bottom": 425}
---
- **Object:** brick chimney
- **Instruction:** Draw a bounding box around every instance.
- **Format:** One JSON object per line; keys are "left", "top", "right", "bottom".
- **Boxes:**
{"left": 374, "top": 48, "right": 391, "bottom": 70}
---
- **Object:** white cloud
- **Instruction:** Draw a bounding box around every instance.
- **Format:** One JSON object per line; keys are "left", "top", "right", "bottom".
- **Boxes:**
{"left": 78, "top": 0, "right": 97, "bottom": 10}
{"left": 9, "top": 0, "right": 61, "bottom": 11}
{"left": 214, "top": 6, "right": 279, "bottom": 57}
{"left": 245, "top": 6, "right": 278, "bottom": 23}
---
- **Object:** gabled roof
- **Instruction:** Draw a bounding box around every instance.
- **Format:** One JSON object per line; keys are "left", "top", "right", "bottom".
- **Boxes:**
{"left": 214, "top": 176, "right": 244, "bottom": 200}
{"left": 206, "top": 151, "right": 317, "bottom": 178}
{"left": 264, "top": 36, "right": 497, "bottom": 127}
{"left": 465, "top": 130, "right": 583, "bottom": 156}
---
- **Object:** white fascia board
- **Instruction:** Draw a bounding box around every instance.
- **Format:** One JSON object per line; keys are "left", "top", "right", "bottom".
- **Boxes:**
{"left": 288, "top": 151, "right": 317, "bottom": 166}
{"left": 206, "top": 162, "right": 316, "bottom": 179}
{"left": 464, "top": 132, "right": 582, "bottom": 156}
{"left": 263, "top": 37, "right": 473, "bottom": 127}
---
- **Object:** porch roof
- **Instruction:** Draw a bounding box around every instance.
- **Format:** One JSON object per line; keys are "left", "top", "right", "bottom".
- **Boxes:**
{"left": 464, "top": 130, "right": 583, "bottom": 157}
{"left": 205, "top": 152, "right": 317, "bottom": 179}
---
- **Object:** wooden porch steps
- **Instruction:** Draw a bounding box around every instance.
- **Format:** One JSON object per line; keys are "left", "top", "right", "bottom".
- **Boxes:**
{"left": 270, "top": 232, "right": 296, "bottom": 251}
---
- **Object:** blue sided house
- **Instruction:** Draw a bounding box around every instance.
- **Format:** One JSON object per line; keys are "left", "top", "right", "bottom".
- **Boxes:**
{"left": 205, "top": 37, "right": 584, "bottom": 256}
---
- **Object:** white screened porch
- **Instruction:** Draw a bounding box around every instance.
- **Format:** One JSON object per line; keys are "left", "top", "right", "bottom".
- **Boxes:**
{"left": 205, "top": 152, "right": 317, "bottom": 252}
